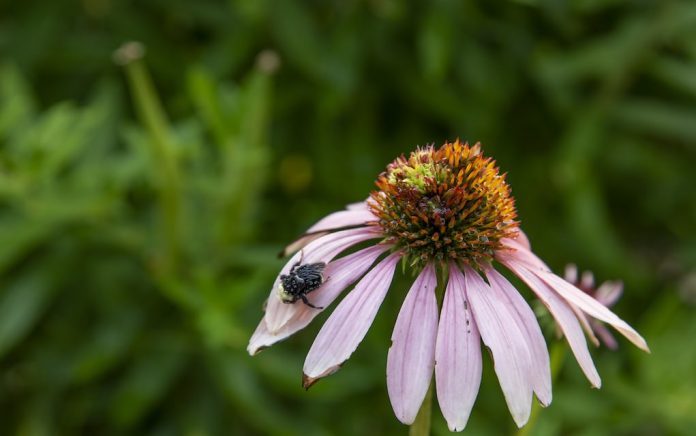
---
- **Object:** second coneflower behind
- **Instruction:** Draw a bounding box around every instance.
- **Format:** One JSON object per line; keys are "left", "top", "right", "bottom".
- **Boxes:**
{"left": 248, "top": 140, "right": 648, "bottom": 431}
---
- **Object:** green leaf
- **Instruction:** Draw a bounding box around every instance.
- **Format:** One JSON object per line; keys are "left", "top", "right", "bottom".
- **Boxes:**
{"left": 0, "top": 272, "right": 53, "bottom": 358}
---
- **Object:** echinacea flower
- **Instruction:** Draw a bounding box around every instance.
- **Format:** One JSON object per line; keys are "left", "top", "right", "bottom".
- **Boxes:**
{"left": 248, "top": 140, "right": 648, "bottom": 431}
{"left": 564, "top": 264, "right": 624, "bottom": 350}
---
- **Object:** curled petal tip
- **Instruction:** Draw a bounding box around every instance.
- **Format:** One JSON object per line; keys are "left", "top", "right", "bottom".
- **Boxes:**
{"left": 302, "top": 373, "right": 319, "bottom": 390}
{"left": 247, "top": 345, "right": 267, "bottom": 356}
{"left": 302, "top": 364, "right": 343, "bottom": 390}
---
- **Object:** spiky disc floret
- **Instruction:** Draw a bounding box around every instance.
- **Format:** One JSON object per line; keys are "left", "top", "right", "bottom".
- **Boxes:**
{"left": 369, "top": 140, "right": 518, "bottom": 269}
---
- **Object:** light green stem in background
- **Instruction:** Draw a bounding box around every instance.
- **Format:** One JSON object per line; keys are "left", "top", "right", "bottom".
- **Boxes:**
{"left": 516, "top": 342, "right": 567, "bottom": 436}
{"left": 117, "top": 42, "right": 181, "bottom": 275}
{"left": 410, "top": 381, "right": 434, "bottom": 436}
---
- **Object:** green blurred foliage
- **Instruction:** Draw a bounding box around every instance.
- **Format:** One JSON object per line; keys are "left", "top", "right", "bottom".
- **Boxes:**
{"left": 0, "top": 0, "right": 695, "bottom": 434}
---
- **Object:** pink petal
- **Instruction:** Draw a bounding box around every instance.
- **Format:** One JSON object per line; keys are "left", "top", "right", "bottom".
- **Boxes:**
{"left": 581, "top": 270, "right": 595, "bottom": 289}
{"left": 498, "top": 238, "right": 549, "bottom": 271}
{"left": 533, "top": 270, "right": 648, "bottom": 352}
{"left": 564, "top": 264, "right": 579, "bottom": 284}
{"left": 247, "top": 244, "right": 390, "bottom": 355}
{"left": 265, "top": 227, "right": 382, "bottom": 333}
{"left": 501, "top": 259, "right": 601, "bottom": 387}
{"left": 435, "top": 265, "right": 482, "bottom": 432}
{"left": 595, "top": 281, "right": 623, "bottom": 307}
{"left": 569, "top": 304, "right": 600, "bottom": 347}
{"left": 280, "top": 207, "right": 378, "bottom": 257}
{"left": 302, "top": 252, "right": 400, "bottom": 387}
{"left": 387, "top": 264, "right": 439, "bottom": 425}
{"left": 346, "top": 200, "right": 369, "bottom": 210}
{"left": 464, "top": 266, "right": 533, "bottom": 428}
{"left": 592, "top": 321, "right": 619, "bottom": 350}
{"left": 514, "top": 229, "right": 532, "bottom": 250}
{"left": 306, "top": 207, "right": 377, "bottom": 233}
{"left": 500, "top": 245, "right": 649, "bottom": 353}
{"left": 484, "top": 265, "right": 552, "bottom": 407}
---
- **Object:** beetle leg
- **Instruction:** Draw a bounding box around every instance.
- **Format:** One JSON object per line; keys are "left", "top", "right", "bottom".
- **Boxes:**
{"left": 301, "top": 295, "right": 324, "bottom": 310}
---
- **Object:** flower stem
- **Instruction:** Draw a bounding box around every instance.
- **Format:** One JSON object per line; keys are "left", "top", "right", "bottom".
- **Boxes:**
{"left": 116, "top": 42, "right": 181, "bottom": 276}
{"left": 516, "top": 342, "right": 566, "bottom": 436}
{"left": 409, "top": 380, "right": 434, "bottom": 436}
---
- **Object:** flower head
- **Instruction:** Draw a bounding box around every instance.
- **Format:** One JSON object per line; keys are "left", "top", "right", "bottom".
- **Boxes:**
{"left": 370, "top": 141, "right": 517, "bottom": 267}
{"left": 248, "top": 140, "right": 648, "bottom": 431}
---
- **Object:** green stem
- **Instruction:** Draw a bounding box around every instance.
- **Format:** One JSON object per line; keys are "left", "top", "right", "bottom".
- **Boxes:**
{"left": 117, "top": 42, "right": 181, "bottom": 275}
{"left": 516, "top": 342, "right": 566, "bottom": 436}
{"left": 409, "top": 381, "right": 434, "bottom": 436}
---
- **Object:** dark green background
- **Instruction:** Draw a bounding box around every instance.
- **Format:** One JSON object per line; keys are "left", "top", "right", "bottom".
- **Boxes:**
{"left": 1, "top": 0, "right": 694, "bottom": 434}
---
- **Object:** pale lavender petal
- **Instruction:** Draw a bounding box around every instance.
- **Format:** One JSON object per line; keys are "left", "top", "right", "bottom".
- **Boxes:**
{"left": 387, "top": 264, "right": 439, "bottom": 425}
{"left": 265, "top": 227, "right": 382, "bottom": 333}
{"left": 498, "top": 238, "right": 549, "bottom": 271}
{"left": 346, "top": 200, "right": 369, "bottom": 210}
{"left": 302, "top": 253, "right": 400, "bottom": 387}
{"left": 306, "top": 208, "right": 377, "bottom": 233}
{"left": 564, "top": 264, "right": 578, "bottom": 284}
{"left": 484, "top": 265, "right": 552, "bottom": 407}
{"left": 501, "top": 259, "right": 601, "bottom": 387}
{"left": 464, "top": 266, "right": 533, "bottom": 428}
{"left": 247, "top": 320, "right": 276, "bottom": 356}
{"left": 247, "top": 244, "right": 390, "bottom": 355}
{"left": 533, "top": 270, "right": 649, "bottom": 352}
{"left": 564, "top": 264, "right": 603, "bottom": 345}
{"left": 592, "top": 322, "right": 619, "bottom": 350}
{"left": 581, "top": 270, "right": 595, "bottom": 289}
{"left": 595, "top": 281, "right": 623, "bottom": 307}
{"left": 310, "top": 245, "right": 391, "bottom": 309}
{"left": 570, "top": 304, "right": 600, "bottom": 347}
{"left": 435, "top": 265, "right": 481, "bottom": 432}
{"left": 280, "top": 208, "right": 379, "bottom": 257}
{"left": 514, "top": 229, "right": 532, "bottom": 250}
{"left": 500, "top": 245, "right": 649, "bottom": 352}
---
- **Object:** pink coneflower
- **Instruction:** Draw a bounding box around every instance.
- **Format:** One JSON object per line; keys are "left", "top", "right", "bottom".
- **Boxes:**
{"left": 248, "top": 140, "right": 648, "bottom": 430}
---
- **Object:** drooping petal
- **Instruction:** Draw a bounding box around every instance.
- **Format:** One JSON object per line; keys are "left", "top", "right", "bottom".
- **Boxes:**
{"left": 484, "top": 265, "right": 552, "bottom": 407}
{"left": 533, "top": 270, "right": 648, "bottom": 352}
{"left": 464, "top": 266, "right": 533, "bottom": 428}
{"left": 570, "top": 304, "right": 600, "bottom": 347}
{"left": 265, "top": 227, "right": 382, "bottom": 333}
{"left": 501, "top": 259, "right": 601, "bottom": 387}
{"left": 595, "top": 281, "right": 623, "bottom": 307}
{"left": 592, "top": 321, "right": 619, "bottom": 350}
{"left": 302, "top": 253, "right": 400, "bottom": 387}
{"left": 247, "top": 244, "right": 390, "bottom": 355}
{"left": 280, "top": 208, "right": 378, "bottom": 257}
{"left": 387, "top": 264, "right": 439, "bottom": 425}
{"left": 500, "top": 245, "right": 649, "bottom": 353}
{"left": 435, "top": 265, "right": 481, "bottom": 432}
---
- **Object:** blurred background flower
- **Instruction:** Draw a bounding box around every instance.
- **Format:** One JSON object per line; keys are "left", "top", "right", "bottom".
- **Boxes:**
{"left": 0, "top": 0, "right": 694, "bottom": 435}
